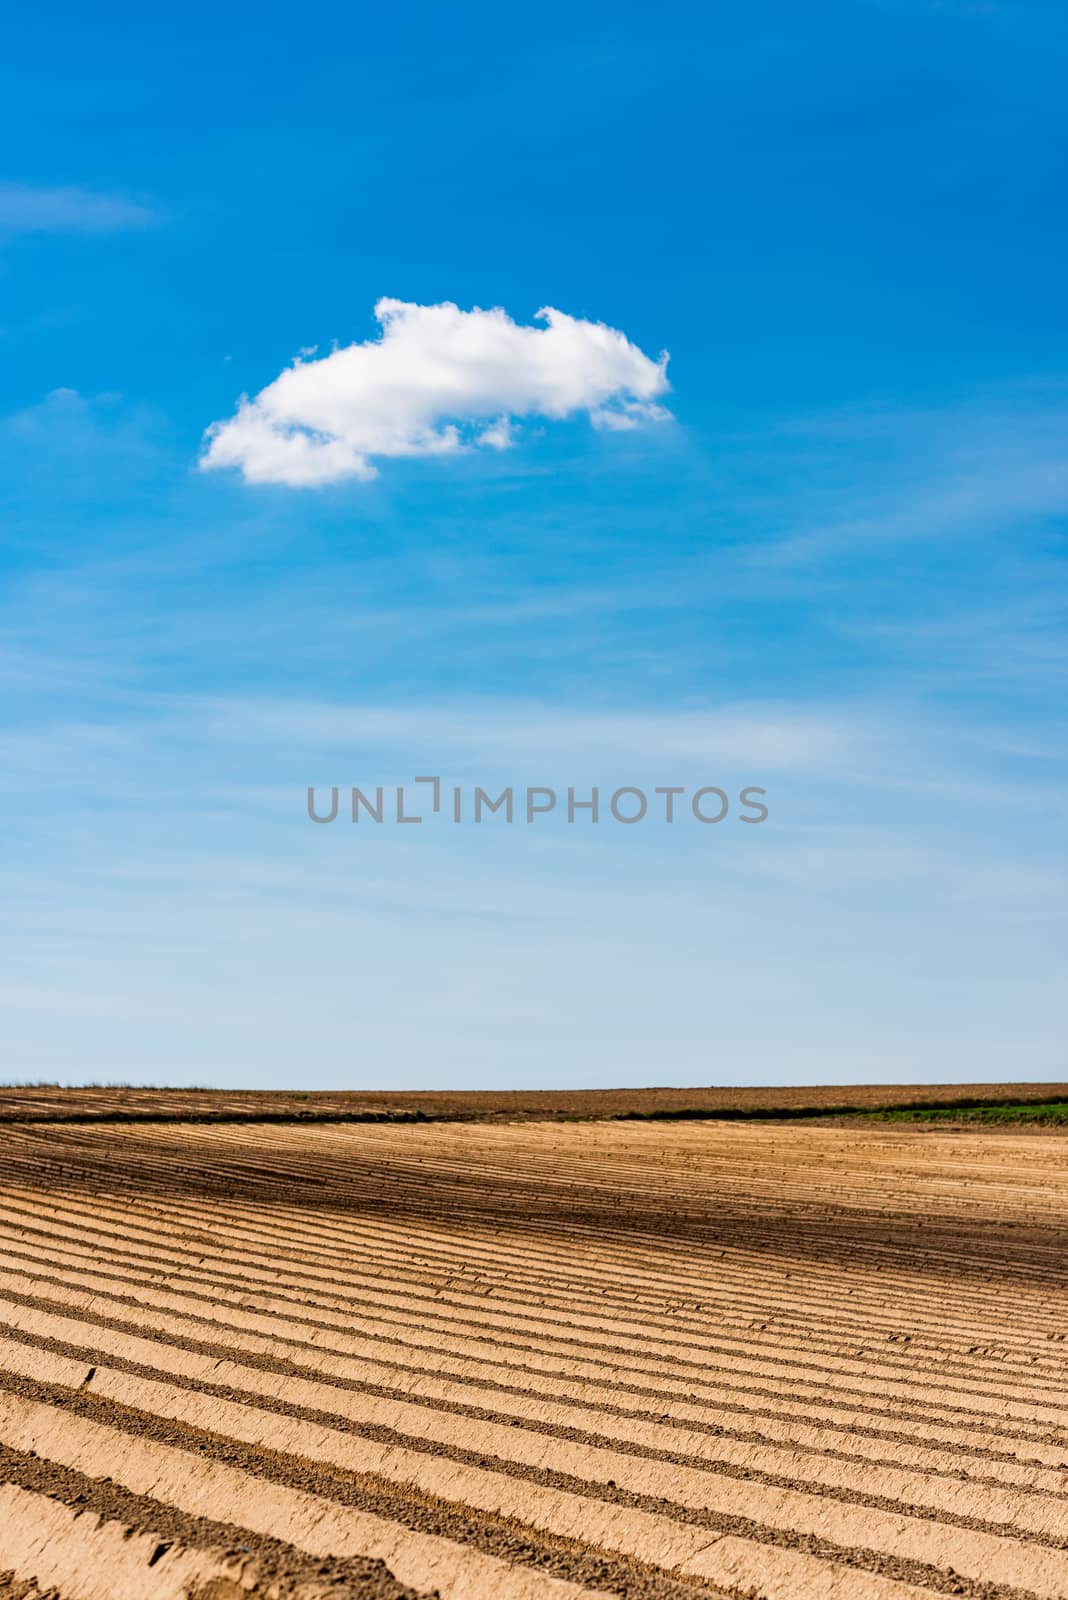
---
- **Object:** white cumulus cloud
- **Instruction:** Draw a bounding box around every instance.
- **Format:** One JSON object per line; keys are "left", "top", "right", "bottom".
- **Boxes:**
{"left": 200, "top": 298, "right": 671, "bottom": 487}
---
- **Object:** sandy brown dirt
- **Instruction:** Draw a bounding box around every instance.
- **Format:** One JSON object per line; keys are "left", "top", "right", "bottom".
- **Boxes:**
{"left": 0, "top": 1573, "right": 61, "bottom": 1600}
{"left": 0, "top": 1113, "right": 1065, "bottom": 1599}
{"left": 0, "top": 1083, "right": 1065, "bottom": 1124}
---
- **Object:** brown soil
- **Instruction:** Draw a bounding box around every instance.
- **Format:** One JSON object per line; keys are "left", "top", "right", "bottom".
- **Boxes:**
{"left": 0, "top": 1083, "right": 1065, "bottom": 1125}
{"left": 0, "top": 1114, "right": 1064, "bottom": 1599}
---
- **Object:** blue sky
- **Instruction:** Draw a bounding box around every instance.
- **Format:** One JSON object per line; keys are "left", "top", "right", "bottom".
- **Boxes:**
{"left": 1, "top": 0, "right": 1065, "bottom": 1087}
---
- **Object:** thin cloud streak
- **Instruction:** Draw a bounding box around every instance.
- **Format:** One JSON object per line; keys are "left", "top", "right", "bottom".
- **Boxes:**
{"left": 0, "top": 183, "right": 158, "bottom": 237}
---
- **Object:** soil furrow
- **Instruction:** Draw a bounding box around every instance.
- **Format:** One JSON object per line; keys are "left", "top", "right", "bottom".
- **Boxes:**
{"left": 0, "top": 1339, "right": 1064, "bottom": 1597}
{"left": 0, "top": 1376, "right": 1029, "bottom": 1600}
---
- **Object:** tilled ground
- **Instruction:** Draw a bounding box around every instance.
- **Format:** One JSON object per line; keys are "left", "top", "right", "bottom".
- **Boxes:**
{"left": 0, "top": 1115, "right": 1065, "bottom": 1599}
{"left": 2, "top": 1083, "right": 1065, "bottom": 1123}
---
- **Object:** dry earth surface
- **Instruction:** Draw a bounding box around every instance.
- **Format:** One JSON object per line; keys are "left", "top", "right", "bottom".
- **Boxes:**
{"left": 1, "top": 1084, "right": 1065, "bottom": 1123}
{"left": 0, "top": 1103, "right": 1065, "bottom": 1599}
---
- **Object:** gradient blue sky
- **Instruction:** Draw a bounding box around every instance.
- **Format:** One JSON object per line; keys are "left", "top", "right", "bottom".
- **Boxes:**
{"left": 1, "top": 0, "right": 1065, "bottom": 1087}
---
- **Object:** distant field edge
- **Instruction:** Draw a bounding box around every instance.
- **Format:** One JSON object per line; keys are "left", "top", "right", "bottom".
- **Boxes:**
{"left": 616, "top": 1095, "right": 1068, "bottom": 1124}
{"left": 0, "top": 1083, "right": 1067, "bottom": 1125}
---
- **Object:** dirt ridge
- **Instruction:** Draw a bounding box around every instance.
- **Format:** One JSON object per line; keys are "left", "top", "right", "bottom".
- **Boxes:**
{"left": 0, "top": 1111, "right": 1064, "bottom": 1600}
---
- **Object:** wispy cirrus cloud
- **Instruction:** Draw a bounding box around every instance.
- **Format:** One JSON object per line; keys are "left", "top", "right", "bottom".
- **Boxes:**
{"left": 0, "top": 182, "right": 158, "bottom": 237}
{"left": 745, "top": 391, "right": 1068, "bottom": 567}
{"left": 200, "top": 297, "right": 671, "bottom": 487}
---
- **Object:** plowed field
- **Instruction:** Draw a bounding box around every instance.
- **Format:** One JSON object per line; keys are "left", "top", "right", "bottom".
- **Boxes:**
{"left": 0, "top": 1113, "right": 1065, "bottom": 1600}
{"left": 2, "top": 1082, "right": 1066, "bottom": 1123}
